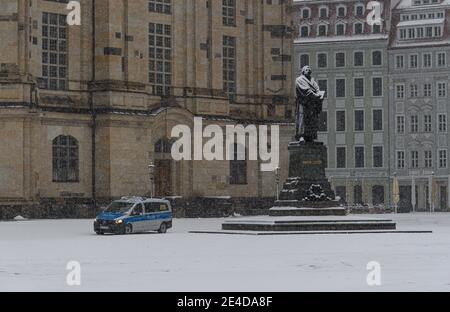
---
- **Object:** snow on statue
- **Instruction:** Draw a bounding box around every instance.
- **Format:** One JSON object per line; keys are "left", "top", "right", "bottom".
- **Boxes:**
{"left": 295, "top": 65, "right": 325, "bottom": 143}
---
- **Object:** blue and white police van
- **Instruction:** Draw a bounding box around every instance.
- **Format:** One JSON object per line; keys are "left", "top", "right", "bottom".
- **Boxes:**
{"left": 94, "top": 197, "right": 173, "bottom": 235}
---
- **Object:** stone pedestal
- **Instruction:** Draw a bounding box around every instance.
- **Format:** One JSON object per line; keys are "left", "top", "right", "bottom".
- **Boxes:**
{"left": 216, "top": 141, "right": 400, "bottom": 234}
{"left": 277, "top": 142, "right": 339, "bottom": 209}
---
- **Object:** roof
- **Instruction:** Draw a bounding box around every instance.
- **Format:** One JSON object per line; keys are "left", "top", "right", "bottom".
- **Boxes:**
{"left": 117, "top": 197, "right": 169, "bottom": 204}
{"left": 295, "top": 34, "right": 389, "bottom": 44}
{"left": 396, "top": 0, "right": 450, "bottom": 9}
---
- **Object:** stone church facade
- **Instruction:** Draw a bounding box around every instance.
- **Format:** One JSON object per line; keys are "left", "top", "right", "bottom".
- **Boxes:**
{"left": 0, "top": 0, "right": 295, "bottom": 217}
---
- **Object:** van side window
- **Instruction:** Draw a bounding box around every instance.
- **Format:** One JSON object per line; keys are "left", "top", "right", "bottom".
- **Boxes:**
{"left": 133, "top": 204, "right": 144, "bottom": 216}
{"left": 144, "top": 203, "right": 159, "bottom": 214}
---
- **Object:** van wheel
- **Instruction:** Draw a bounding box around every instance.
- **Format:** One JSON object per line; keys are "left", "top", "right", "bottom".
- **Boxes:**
{"left": 124, "top": 224, "right": 133, "bottom": 235}
{"left": 96, "top": 231, "right": 104, "bottom": 235}
{"left": 158, "top": 223, "right": 168, "bottom": 234}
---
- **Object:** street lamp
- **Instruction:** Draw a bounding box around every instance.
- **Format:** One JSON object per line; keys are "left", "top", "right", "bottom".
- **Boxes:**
{"left": 149, "top": 163, "right": 156, "bottom": 198}
{"left": 275, "top": 167, "right": 281, "bottom": 201}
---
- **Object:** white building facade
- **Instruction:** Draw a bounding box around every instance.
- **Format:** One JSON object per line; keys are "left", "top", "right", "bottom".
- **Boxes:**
{"left": 389, "top": 0, "right": 450, "bottom": 212}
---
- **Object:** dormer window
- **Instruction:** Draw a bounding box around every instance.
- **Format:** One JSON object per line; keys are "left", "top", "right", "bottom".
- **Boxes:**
{"left": 318, "top": 24, "right": 328, "bottom": 36}
{"left": 337, "top": 5, "right": 347, "bottom": 17}
{"left": 414, "top": 0, "right": 443, "bottom": 5}
{"left": 302, "top": 8, "right": 311, "bottom": 19}
{"left": 354, "top": 22, "right": 364, "bottom": 34}
{"left": 319, "top": 6, "right": 329, "bottom": 18}
{"left": 355, "top": 4, "right": 365, "bottom": 17}
{"left": 300, "top": 25, "right": 310, "bottom": 38}
{"left": 373, "top": 24, "right": 381, "bottom": 34}
{"left": 336, "top": 23, "right": 346, "bottom": 36}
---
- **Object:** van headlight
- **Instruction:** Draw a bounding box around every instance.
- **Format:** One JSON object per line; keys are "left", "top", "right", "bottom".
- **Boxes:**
{"left": 115, "top": 220, "right": 123, "bottom": 225}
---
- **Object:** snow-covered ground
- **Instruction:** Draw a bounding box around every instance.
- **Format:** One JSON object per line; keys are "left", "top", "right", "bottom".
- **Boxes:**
{"left": 1, "top": 213, "right": 449, "bottom": 292}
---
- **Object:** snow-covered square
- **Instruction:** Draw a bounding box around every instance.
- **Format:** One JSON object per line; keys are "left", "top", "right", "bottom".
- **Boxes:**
{"left": 1, "top": 213, "right": 449, "bottom": 292}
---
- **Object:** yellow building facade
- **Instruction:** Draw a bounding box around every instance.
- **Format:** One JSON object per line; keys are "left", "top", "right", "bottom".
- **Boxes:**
{"left": 0, "top": 0, "right": 294, "bottom": 216}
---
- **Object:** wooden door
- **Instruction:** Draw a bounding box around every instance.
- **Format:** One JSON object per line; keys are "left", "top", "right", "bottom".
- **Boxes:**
{"left": 155, "top": 160, "right": 172, "bottom": 197}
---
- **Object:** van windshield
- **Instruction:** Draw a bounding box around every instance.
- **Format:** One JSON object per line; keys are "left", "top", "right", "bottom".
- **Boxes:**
{"left": 105, "top": 202, "right": 134, "bottom": 213}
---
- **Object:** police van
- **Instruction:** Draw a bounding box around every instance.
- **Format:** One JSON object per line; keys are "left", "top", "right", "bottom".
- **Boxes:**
{"left": 94, "top": 197, "right": 173, "bottom": 235}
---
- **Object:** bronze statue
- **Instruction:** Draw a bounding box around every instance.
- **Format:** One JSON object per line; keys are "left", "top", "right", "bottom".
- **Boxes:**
{"left": 295, "top": 66, "right": 325, "bottom": 143}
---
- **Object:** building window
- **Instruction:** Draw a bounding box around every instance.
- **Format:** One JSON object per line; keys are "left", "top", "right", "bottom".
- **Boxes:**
{"left": 300, "top": 54, "right": 310, "bottom": 68}
{"left": 417, "top": 27, "right": 424, "bottom": 38}
{"left": 355, "top": 4, "right": 365, "bottom": 17}
{"left": 319, "top": 7, "right": 328, "bottom": 18}
{"left": 439, "top": 114, "right": 447, "bottom": 133}
{"left": 396, "top": 55, "right": 404, "bottom": 69}
{"left": 42, "top": 12, "right": 68, "bottom": 91}
{"left": 336, "top": 23, "right": 345, "bottom": 36}
{"left": 230, "top": 144, "right": 247, "bottom": 185}
{"left": 400, "top": 29, "right": 407, "bottom": 39}
{"left": 149, "top": 0, "right": 172, "bottom": 14}
{"left": 372, "top": 186, "right": 385, "bottom": 206}
{"left": 355, "top": 146, "right": 365, "bottom": 168}
{"left": 410, "top": 84, "right": 418, "bottom": 98}
{"left": 435, "top": 26, "right": 442, "bottom": 37}
{"left": 372, "top": 51, "right": 382, "bottom": 66}
{"left": 354, "top": 51, "right": 364, "bottom": 67}
{"left": 410, "top": 54, "right": 418, "bottom": 68}
{"left": 155, "top": 138, "right": 174, "bottom": 154}
{"left": 423, "top": 53, "right": 432, "bottom": 68}
{"left": 373, "top": 146, "right": 384, "bottom": 168}
{"left": 437, "top": 82, "right": 447, "bottom": 98}
{"left": 397, "top": 115, "right": 405, "bottom": 134}
{"left": 318, "top": 24, "right": 328, "bottom": 37}
{"left": 396, "top": 84, "right": 405, "bottom": 99}
{"left": 439, "top": 150, "right": 448, "bottom": 169}
{"left": 411, "top": 151, "right": 419, "bottom": 169}
{"left": 372, "top": 77, "right": 382, "bottom": 97}
{"left": 424, "top": 83, "right": 432, "bottom": 97}
{"left": 373, "top": 24, "right": 381, "bottom": 34}
{"left": 354, "top": 22, "right": 364, "bottom": 35}
{"left": 425, "top": 150, "right": 433, "bottom": 168}
{"left": 223, "top": 0, "right": 236, "bottom": 26}
{"left": 373, "top": 109, "right": 383, "bottom": 131}
{"left": 317, "top": 53, "right": 328, "bottom": 68}
{"left": 337, "top": 6, "right": 347, "bottom": 17}
{"left": 354, "top": 78, "right": 364, "bottom": 98}
{"left": 355, "top": 110, "right": 365, "bottom": 131}
{"left": 336, "top": 147, "right": 347, "bottom": 169}
{"left": 335, "top": 52, "right": 345, "bottom": 67}
{"left": 437, "top": 52, "right": 446, "bottom": 67}
{"left": 411, "top": 115, "right": 419, "bottom": 133}
{"left": 336, "top": 110, "right": 346, "bottom": 132}
{"left": 336, "top": 79, "right": 346, "bottom": 98}
{"left": 300, "top": 25, "right": 309, "bottom": 38}
{"left": 302, "top": 8, "right": 311, "bottom": 19}
{"left": 424, "top": 115, "right": 432, "bottom": 133}
{"left": 52, "top": 135, "right": 79, "bottom": 183}
{"left": 397, "top": 151, "right": 405, "bottom": 169}
{"left": 318, "top": 79, "right": 328, "bottom": 99}
{"left": 223, "top": 36, "right": 236, "bottom": 98}
{"left": 149, "top": 23, "right": 172, "bottom": 96}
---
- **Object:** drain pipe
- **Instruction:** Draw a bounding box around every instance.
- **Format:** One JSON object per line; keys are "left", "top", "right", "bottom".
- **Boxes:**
{"left": 90, "top": 0, "right": 97, "bottom": 213}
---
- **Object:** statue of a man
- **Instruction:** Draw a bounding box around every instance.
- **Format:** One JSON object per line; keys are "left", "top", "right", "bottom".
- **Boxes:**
{"left": 295, "top": 66, "right": 325, "bottom": 143}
